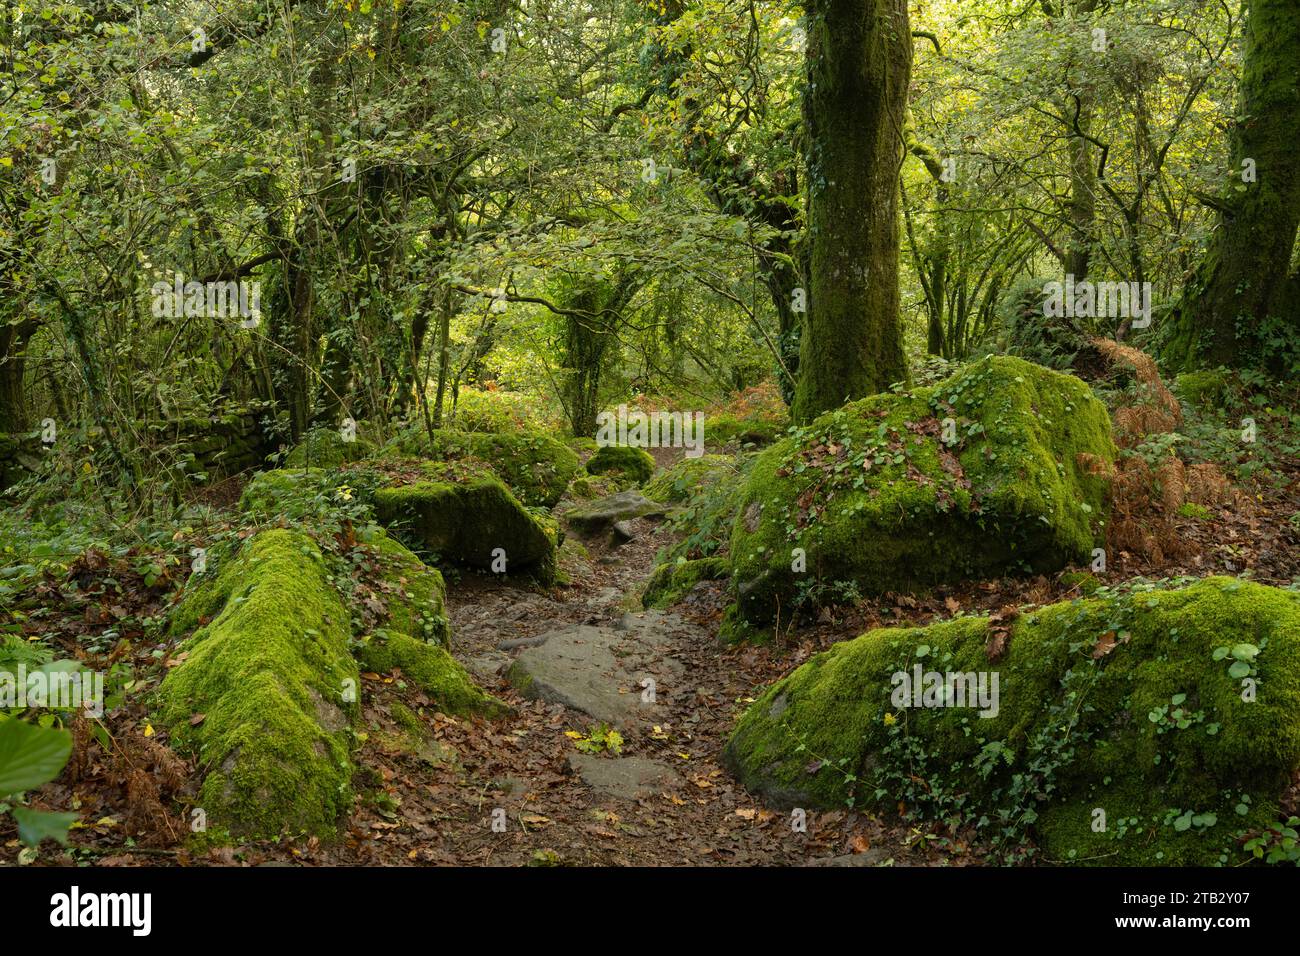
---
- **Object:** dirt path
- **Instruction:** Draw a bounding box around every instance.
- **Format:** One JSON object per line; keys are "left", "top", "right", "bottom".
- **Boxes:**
{"left": 321, "top": 511, "right": 931, "bottom": 867}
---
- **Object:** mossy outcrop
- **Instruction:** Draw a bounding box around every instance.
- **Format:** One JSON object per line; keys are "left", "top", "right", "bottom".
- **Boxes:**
{"left": 643, "top": 454, "right": 736, "bottom": 504}
{"left": 374, "top": 472, "right": 559, "bottom": 584}
{"left": 384, "top": 428, "right": 579, "bottom": 508}
{"left": 282, "top": 426, "right": 375, "bottom": 468}
{"left": 157, "top": 529, "right": 359, "bottom": 840}
{"left": 703, "top": 414, "right": 785, "bottom": 448}
{"left": 643, "top": 556, "right": 729, "bottom": 608}
{"left": 366, "top": 528, "right": 451, "bottom": 646}
{"left": 357, "top": 632, "right": 508, "bottom": 718}
{"left": 358, "top": 529, "right": 507, "bottom": 717}
{"left": 728, "top": 356, "right": 1116, "bottom": 628}
{"left": 584, "top": 445, "right": 656, "bottom": 485}
{"left": 724, "top": 577, "right": 1300, "bottom": 865}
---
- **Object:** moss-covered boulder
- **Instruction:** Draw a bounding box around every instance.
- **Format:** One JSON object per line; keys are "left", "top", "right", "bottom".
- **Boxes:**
{"left": 157, "top": 529, "right": 359, "bottom": 840}
{"left": 703, "top": 414, "right": 785, "bottom": 448}
{"left": 725, "top": 577, "right": 1300, "bottom": 865}
{"left": 282, "top": 426, "right": 375, "bottom": 468}
{"left": 564, "top": 472, "right": 622, "bottom": 502}
{"left": 384, "top": 428, "right": 579, "bottom": 508}
{"left": 365, "top": 529, "right": 451, "bottom": 646}
{"left": 357, "top": 632, "right": 508, "bottom": 718}
{"left": 584, "top": 445, "right": 656, "bottom": 485}
{"left": 728, "top": 356, "right": 1115, "bottom": 628}
{"left": 375, "top": 473, "right": 560, "bottom": 584}
{"left": 358, "top": 529, "right": 508, "bottom": 717}
{"left": 643, "top": 454, "right": 736, "bottom": 504}
{"left": 643, "top": 556, "right": 729, "bottom": 609}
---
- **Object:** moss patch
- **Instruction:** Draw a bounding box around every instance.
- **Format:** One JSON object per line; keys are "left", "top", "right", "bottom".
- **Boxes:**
{"left": 364, "top": 529, "right": 451, "bottom": 646}
{"left": 643, "top": 454, "right": 736, "bottom": 504}
{"left": 724, "top": 577, "right": 1300, "bottom": 865}
{"left": 282, "top": 426, "right": 375, "bottom": 469}
{"left": 643, "top": 557, "right": 729, "bottom": 609}
{"left": 384, "top": 428, "right": 580, "bottom": 508}
{"left": 357, "top": 631, "right": 509, "bottom": 718}
{"left": 156, "top": 529, "right": 359, "bottom": 840}
{"left": 728, "top": 356, "right": 1116, "bottom": 627}
{"left": 374, "top": 473, "right": 559, "bottom": 584}
{"left": 584, "top": 445, "right": 656, "bottom": 485}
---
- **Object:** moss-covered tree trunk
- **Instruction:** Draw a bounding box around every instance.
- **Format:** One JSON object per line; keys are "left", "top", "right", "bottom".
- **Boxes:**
{"left": 1168, "top": 0, "right": 1300, "bottom": 370}
{"left": 792, "top": 0, "right": 911, "bottom": 423}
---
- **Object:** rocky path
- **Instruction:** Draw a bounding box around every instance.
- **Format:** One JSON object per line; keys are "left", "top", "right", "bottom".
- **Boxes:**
{"left": 324, "top": 504, "right": 923, "bottom": 867}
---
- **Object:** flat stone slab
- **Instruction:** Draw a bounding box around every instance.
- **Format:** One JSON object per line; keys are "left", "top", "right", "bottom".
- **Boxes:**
{"left": 506, "top": 616, "right": 684, "bottom": 728}
{"left": 562, "top": 491, "right": 667, "bottom": 535}
{"left": 567, "top": 754, "right": 681, "bottom": 800}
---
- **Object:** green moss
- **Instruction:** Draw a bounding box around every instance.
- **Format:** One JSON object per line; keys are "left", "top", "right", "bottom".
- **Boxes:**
{"left": 384, "top": 428, "right": 579, "bottom": 508}
{"left": 584, "top": 445, "right": 656, "bottom": 485}
{"left": 1060, "top": 570, "right": 1102, "bottom": 596}
{"left": 374, "top": 474, "right": 559, "bottom": 585}
{"left": 156, "top": 530, "right": 359, "bottom": 840}
{"left": 643, "top": 556, "right": 729, "bottom": 608}
{"left": 703, "top": 415, "right": 786, "bottom": 448}
{"left": 565, "top": 473, "right": 621, "bottom": 501}
{"left": 364, "top": 529, "right": 451, "bottom": 646}
{"left": 1173, "top": 369, "right": 1232, "bottom": 409}
{"left": 282, "top": 426, "right": 375, "bottom": 468}
{"left": 357, "top": 631, "right": 509, "bottom": 718}
{"left": 643, "top": 454, "right": 736, "bottom": 504}
{"left": 728, "top": 356, "right": 1116, "bottom": 626}
{"left": 725, "top": 577, "right": 1300, "bottom": 865}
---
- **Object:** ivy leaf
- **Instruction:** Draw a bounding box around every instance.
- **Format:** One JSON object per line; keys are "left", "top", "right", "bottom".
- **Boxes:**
{"left": 0, "top": 719, "right": 72, "bottom": 797}
{"left": 12, "top": 807, "right": 78, "bottom": 847}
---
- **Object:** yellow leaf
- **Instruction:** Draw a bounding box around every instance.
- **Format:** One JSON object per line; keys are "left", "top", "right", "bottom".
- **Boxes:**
{"left": 143, "top": 723, "right": 155, "bottom": 737}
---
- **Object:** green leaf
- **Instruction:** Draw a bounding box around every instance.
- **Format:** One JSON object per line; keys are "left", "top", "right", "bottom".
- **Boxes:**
{"left": 12, "top": 806, "right": 77, "bottom": 847}
{"left": 0, "top": 719, "right": 72, "bottom": 796}
{"left": 1228, "top": 660, "right": 1252, "bottom": 679}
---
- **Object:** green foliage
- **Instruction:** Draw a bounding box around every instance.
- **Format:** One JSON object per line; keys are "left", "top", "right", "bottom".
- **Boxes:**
{"left": 0, "top": 717, "right": 75, "bottom": 848}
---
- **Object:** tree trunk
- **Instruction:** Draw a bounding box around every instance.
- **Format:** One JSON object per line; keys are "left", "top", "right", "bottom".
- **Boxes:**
{"left": 1169, "top": 0, "right": 1300, "bottom": 370}
{"left": 792, "top": 0, "right": 911, "bottom": 422}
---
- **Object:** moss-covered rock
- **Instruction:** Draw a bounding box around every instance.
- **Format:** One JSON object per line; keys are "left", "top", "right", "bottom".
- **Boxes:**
{"left": 1173, "top": 368, "right": 1232, "bottom": 409}
{"left": 584, "top": 445, "right": 656, "bottom": 485}
{"left": 643, "top": 454, "right": 736, "bottom": 504}
{"left": 156, "top": 529, "right": 359, "bottom": 840}
{"left": 384, "top": 428, "right": 579, "bottom": 508}
{"left": 565, "top": 472, "right": 622, "bottom": 501}
{"left": 728, "top": 356, "right": 1116, "bottom": 628}
{"left": 374, "top": 473, "right": 560, "bottom": 584}
{"left": 703, "top": 414, "right": 785, "bottom": 448}
{"left": 725, "top": 576, "right": 1300, "bottom": 865}
{"left": 643, "top": 556, "right": 729, "bottom": 609}
{"left": 365, "top": 529, "right": 451, "bottom": 646}
{"left": 282, "top": 426, "right": 375, "bottom": 468}
{"left": 239, "top": 468, "right": 343, "bottom": 518}
{"left": 357, "top": 631, "right": 509, "bottom": 718}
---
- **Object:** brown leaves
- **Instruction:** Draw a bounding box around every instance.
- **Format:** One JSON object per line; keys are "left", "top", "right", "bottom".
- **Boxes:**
{"left": 985, "top": 605, "right": 1018, "bottom": 662}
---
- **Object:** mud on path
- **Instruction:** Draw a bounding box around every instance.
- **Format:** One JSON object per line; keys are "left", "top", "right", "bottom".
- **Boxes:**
{"left": 316, "top": 511, "right": 934, "bottom": 868}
